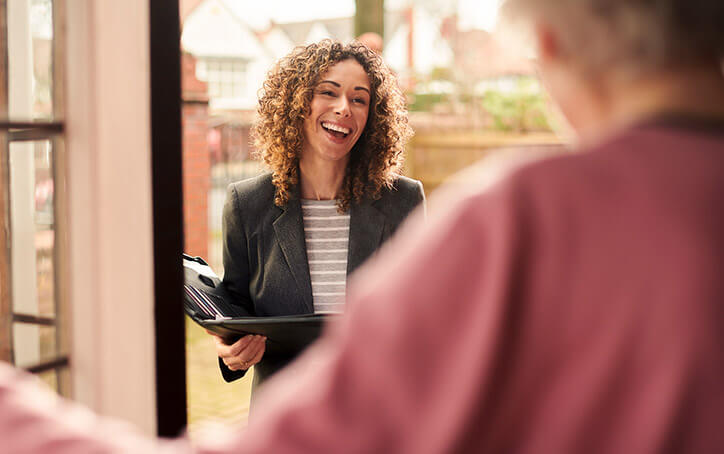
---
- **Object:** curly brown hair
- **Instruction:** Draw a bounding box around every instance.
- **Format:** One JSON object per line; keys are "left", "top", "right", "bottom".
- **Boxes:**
{"left": 252, "top": 39, "right": 413, "bottom": 212}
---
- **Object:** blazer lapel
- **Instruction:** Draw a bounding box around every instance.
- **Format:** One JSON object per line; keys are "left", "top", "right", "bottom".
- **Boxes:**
{"left": 272, "top": 198, "right": 314, "bottom": 313}
{"left": 348, "top": 201, "right": 386, "bottom": 274}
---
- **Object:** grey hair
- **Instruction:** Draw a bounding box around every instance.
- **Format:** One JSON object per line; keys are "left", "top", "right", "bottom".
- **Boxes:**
{"left": 500, "top": 0, "right": 724, "bottom": 74}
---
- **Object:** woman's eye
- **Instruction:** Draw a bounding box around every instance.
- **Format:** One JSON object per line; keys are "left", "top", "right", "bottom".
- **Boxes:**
{"left": 352, "top": 98, "right": 368, "bottom": 105}
{"left": 320, "top": 90, "right": 335, "bottom": 96}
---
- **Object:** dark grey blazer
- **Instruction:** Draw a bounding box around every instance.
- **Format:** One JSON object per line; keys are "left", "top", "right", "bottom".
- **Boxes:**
{"left": 219, "top": 172, "right": 425, "bottom": 387}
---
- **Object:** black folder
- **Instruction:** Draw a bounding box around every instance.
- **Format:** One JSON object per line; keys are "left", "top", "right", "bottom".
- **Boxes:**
{"left": 183, "top": 254, "right": 331, "bottom": 355}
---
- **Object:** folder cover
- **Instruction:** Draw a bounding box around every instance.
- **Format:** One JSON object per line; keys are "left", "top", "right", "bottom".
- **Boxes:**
{"left": 183, "top": 254, "right": 331, "bottom": 355}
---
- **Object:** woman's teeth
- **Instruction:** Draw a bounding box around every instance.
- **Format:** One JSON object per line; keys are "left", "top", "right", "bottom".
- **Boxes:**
{"left": 322, "top": 122, "right": 350, "bottom": 136}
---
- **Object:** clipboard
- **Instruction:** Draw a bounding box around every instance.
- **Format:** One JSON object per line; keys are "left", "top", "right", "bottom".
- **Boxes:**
{"left": 200, "top": 314, "right": 329, "bottom": 356}
{"left": 183, "top": 253, "right": 333, "bottom": 355}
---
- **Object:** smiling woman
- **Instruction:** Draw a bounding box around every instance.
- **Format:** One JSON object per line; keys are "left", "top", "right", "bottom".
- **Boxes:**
{"left": 207, "top": 40, "right": 425, "bottom": 401}
{"left": 300, "top": 59, "right": 371, "bottom": 189}
{"left": 255, "top": 39, "right": 414, "bottom": 213}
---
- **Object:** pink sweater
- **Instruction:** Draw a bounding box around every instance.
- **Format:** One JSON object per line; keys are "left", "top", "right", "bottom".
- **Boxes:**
{"left": 2, "top": 124, "right": 723, "bottom": 453}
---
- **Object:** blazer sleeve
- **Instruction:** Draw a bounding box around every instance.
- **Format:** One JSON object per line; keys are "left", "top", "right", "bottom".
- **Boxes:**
{"left": 221, "top": 183, "right": 255, "bottom": 313}
{"left": 413, "top": 179, "right": 426, "bottom": 219}
{"left": 391, "top": 176, "right": 426, "bottom": 227}
{"left": 218, "top": 183, "right": 255, "bottom": 382}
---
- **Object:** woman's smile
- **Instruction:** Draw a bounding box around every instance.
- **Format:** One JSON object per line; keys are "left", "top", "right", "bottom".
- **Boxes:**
{"left": 320, "top": 120, "right": 353, "bottom": 143}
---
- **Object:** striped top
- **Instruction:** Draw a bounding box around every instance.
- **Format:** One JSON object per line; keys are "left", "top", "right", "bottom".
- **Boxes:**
{"left": 301, "top": 199, "right": 350, "bottom": 314}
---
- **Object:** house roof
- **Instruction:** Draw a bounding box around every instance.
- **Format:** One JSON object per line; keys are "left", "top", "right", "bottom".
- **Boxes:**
{"left": 277, "top": 17, "right": 353, "bottom": 45}
{"left": 180, "top": 0, "right": 207, "bottom": 22}
{"left": 181, "top": 0, "right": 267, "bottom": 58}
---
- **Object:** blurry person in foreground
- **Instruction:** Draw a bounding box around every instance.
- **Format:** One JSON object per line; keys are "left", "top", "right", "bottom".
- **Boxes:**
{"left": 2, "top": 0, "right": 724, "bottom": 452}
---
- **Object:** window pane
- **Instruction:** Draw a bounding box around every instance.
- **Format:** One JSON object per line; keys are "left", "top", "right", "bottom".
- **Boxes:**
{"left": 6, "top": 0, "right": 55, "bottom": 120}
{"left": 37, "top": 367, "right": 58, "bottom": 390}
{"left": 12, "top": 322, "right": 57, "bottom": 368}
{"left": 35, "top": 366, "right": 69, "bottom": 395}
{"left": 9, "top": 140, "right": 56, "bottom": 319}
{"left": 209, "top": 82, "right": 220, "bottom": 98}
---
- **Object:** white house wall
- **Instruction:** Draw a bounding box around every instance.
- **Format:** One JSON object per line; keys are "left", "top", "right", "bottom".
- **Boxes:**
{"left": 182, "top": 0, "right": 265, "bottom": 59}
{"left": 384, "top": 22, "right": 410, "bottom": 74}
{"left": 304, "top": 22, "right": 334, "bottom": 45}
{"left": 182, "top": 0, "right": 272, "bottom": 109}
{"left": 218, "top": 0, "right": 271, "bottom": 31}
{"left": 384, "top": 7, "right": 453, "bottom": 77}
{"left": 262, "top": 27, "right": 296, "bottom": 61}
{"left": 409, "top": 7, "right": 452, "bottom": 76}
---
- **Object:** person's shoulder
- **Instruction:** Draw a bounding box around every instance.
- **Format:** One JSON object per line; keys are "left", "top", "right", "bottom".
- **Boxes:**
{"left": 455, "top": 145, "right": 614, "bottom": 224}
{"left": 377, "top": 174, "right": 424, "bottom": 206}
{"left": 228, "top": 172, "right": 274, "bottom": 194}
{"left": 384, "top": 174, "right": 424, "bottom": 200}
{"left": 391, "top": 174, "right": 423, "bottom": 193}
{"left": 504, "top": 137, "right": 634, "bottom": 197}
{"left": 370, "top": 174, "right": 425, "bottom": 221}
{"left": 226, "top": 172, "right": 276, "bottom": 210}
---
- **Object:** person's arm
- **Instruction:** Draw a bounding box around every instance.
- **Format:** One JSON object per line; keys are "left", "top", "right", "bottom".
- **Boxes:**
{"left": 223, "top": 183, "right": 524, "bottom": 454}
{"left": 221, "top": 183, "right": 256, "bottom": 314}
{"left": 394, "top": 176, "right": 426, "bottom": 220}
{"left": 0, "top": 363, "right": 188, "bottom": 454}
{"left": 413, "top": 178, "right": 426, "bottom": 218}
{"left": 213, "top": 333, "right": 266, "bottom": 381}
{"left": 216, "top": 183, "right": 261, "bottom": 382}
{"left": 0, "top": 180, "right": 524, "bottom": 454}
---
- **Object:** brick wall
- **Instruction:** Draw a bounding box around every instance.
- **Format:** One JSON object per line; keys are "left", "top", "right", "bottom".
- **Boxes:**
{"left": 216, "top": 122, "right": 254, "bottom": 163}
{"left": 182, "top": 52, "right": 210, "bottom": 259}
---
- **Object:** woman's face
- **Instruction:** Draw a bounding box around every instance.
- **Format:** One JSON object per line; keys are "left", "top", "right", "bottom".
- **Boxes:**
{"left": 301, "top": 59, "right": 371, "bottom": 166}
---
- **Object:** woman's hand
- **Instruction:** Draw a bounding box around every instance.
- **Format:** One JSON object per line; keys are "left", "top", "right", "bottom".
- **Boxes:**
{"left": 207, "top": 331, "right": 267, "bottom": 371}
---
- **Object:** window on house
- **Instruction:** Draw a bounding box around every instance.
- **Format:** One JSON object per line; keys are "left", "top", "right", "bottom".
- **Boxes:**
{"left": 0, "top": 0, "right": 69, "bottom": 395}
{"left": 197, "top": 57, "right": 248, "bottom": 99}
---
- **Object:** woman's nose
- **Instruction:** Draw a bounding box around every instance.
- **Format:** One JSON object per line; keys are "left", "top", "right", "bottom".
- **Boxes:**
{"left": 334, "top": 97, "right": 351, "bottom": 117}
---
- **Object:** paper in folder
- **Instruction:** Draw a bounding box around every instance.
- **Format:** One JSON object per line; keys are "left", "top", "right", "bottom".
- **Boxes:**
{"left": 183, "top": 253, "right": 329, "bottom": 356}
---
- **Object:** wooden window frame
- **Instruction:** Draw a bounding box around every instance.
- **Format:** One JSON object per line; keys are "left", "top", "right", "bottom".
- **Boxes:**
{"left": 0, "top": 0, "right": 70, "bottom": 397}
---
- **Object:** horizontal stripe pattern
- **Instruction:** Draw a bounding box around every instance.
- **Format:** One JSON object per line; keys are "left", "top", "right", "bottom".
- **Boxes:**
{"left": 302, "top": 199, "right": 349, "bottom": 314}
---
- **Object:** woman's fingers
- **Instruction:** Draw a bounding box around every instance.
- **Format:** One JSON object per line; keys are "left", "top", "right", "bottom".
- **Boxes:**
{"left": 215, "top": 334, "right": 253, "bottom": 358}
{"left": 221, "top": 336, "right": 267, "bottom": 371}
{"left": 243, "top": 336, "right": 266, "bottom": 365}
{"left": 243, "top": 336, "right": 267, "bottom": 366}
{"left": 248, "top": 339, "right": 266, "bottom": 366}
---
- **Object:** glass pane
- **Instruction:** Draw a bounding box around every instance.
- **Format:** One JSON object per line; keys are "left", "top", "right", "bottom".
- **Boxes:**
{"left": 9, "top": 139, "right": 56, "bottom": 319}
{"left": 37, "top": 367, "right": 58, "bottom": 390}
{"left": 6, "top": 0, "right": 55, "bottom": 120}
{"left": 209, "top": 82, "right": 220, "bottom": 99}
{"left": 57, "top": 365, "right": 70, "bottom": 396}
{"left": 12, "top": 322, "right": 57, "bottom": 367}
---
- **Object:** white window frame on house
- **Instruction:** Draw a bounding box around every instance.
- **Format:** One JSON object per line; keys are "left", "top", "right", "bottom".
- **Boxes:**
{"left": 1, "top": 0, "right": 70, "bottom": 395}
{"left": 2, "top": 0, "right": 187, "bottom": 438}
{"left": 196, "top": 56, "right": 249, "bottom": 102}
